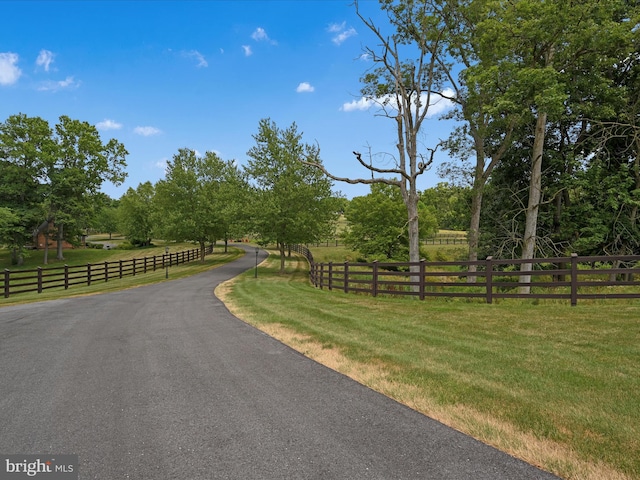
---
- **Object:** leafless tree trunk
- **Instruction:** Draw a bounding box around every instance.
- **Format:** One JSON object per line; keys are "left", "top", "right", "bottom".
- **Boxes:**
{"left": 519, "top": 112, "right": 548, "bottom": 293}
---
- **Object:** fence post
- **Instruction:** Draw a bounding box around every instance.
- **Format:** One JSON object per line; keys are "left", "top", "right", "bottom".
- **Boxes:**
{"left": 419, "top": 259, "right": 425, "bottom": 300}
{"left": 144, "top": 257, "right": 147, "bottom": 274}
{"left": 344, "top": 261, "right": 349, "bottom": 293}
{"left": 319, "top": 263, "right": 324, "bottom": 290}
{"left": 372, "top": 260, "right": 379, "bottom": 297}
{"left": 571, "top": 253, "right": 578, "bottom": 306}
{"left": 486, "top": 256, "right": 493, "bottom": 304}
{"left": 64, "top": 265, "right": 69, "bottom": 290}
{"left": 328, "top": 262, "right": 333, "bottom": 290}
{"left": 119, "top": 259, "right": 123, "bottom": 279}
{"left": 105, "top": 261, "right": 109, "bottom": 282}
{"left": 38, "top": 267, "right": 43, "bottom": 293}
{"left": 132, "top": 258, "right": 136, "bottom": 276}
{"left": 3, "top": 269, "right": 9, "bottom": 298}
{"left": 87, "top": 264, "right": 92, "bottom": 287}
{"left": 311, "top": 262, "right": 317, "bottom": 286}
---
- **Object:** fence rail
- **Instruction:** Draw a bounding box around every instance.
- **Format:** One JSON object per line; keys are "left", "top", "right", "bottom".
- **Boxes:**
{"left": 289, "top": 245, "right": 640, "bottom": 306}
{"left": 308, "top": 235, "right": 468, "bottom": 248}
{"left": 1, "top": 245, "right": 213, "bottom": 299}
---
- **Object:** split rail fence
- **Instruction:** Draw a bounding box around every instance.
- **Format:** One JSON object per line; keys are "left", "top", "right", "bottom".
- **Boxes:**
{"left": 289, "top": 245, "right": 640, "bottom": 306}
{"left": 2, "top": 245, "right": 213, "bottom": 299}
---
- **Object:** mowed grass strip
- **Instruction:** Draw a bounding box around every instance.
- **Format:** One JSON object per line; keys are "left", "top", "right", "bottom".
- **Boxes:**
{"left": 217, "top": 251, "right": 640, "bottom": 480}
{"left": 0, "top": 246, "right": 244, "bottom": 306}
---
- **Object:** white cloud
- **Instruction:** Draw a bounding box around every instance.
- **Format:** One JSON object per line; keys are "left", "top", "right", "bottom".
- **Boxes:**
{"left": 251, "top": 27, "right": 277, "bottom": 45}
{"left": 327, "top": 22, "right": 346, "bottom": 33}
{"left": 340, "top": 97, "right": 374, "bottom": 112}
{"left": 251, "top": 27, "right": 268, "bottom": 41}
{"left": 36, "top": 49, "right": 55, "bottom": 71}
{"left": 96, "top": 119, "right": 123, "bottom": 130}
{"left": 242, "top": 45, "right": 252, "bottom": 57}
{"left": 328, "top": 22, "right": 356, "bottom": 45}
{"left": 296, "top": 82, "right": 315, "bottom": 93}
{"left": 333, "top": 27, "right": 357, "bottom": 46}
{"left": 183, "top": 50, "right": 208, "bottom": 68}
{"left": 37, "top": 76, "right": 80, "bottom": 92}
{"left": 0, "top": 52, "right": 22, "bottom": 86}
{"left": 134, "top": 126, "right": 161, "bottom": 136}
{"left": 341, "top": 89, "right": 456, "bottom": 116}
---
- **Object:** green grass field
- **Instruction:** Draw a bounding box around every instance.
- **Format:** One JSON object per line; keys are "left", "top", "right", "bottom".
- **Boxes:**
{"left": 219, "top": 250, "right": 640, "bottom": 480}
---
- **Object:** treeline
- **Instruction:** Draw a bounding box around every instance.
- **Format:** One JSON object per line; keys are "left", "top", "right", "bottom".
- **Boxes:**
{"left": 0, "top": 117, "right": 341, "bottom": 271}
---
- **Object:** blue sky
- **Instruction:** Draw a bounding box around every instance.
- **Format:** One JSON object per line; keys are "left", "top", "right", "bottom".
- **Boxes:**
{"left": 0, "top": 0, "right": 456, "bottom": 200}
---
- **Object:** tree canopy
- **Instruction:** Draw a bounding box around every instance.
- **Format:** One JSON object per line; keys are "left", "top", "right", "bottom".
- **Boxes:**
{"left": 246, "top": 119, "right": 339, "bottom": 272}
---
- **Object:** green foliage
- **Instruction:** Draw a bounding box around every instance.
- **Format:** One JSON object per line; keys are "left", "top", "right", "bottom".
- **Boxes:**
{"left": 0, "top": 113, "right": 128, "bottom": 262}
{"left": 117, "top": 182, "right": 155, "bottom": 246}
{"left": 344, "top": 183, "right": 438, "bottom": 261}
{"left": 153, "top": 149, "right": 228, "bottom": 260}
{"left": 420, "top": 183, "right": 471, "bottom": 231}
{"left": 245, "top": 119, "right": 338, "bottom": 270}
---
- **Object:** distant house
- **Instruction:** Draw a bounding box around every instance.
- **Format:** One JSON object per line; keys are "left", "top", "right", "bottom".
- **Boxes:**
{"left": 32, "top": 221, "right": 76, "bottom": 250}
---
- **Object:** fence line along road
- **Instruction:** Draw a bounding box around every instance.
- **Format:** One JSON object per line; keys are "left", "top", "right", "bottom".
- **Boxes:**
{"left": 308, "top": 236, "right": 468, "bottom": 248}
{"left": 1, "top": 245, "right": 213, "bottom": 299}
{"left": 289, "top": 245, "right": 640, "bottom": 306}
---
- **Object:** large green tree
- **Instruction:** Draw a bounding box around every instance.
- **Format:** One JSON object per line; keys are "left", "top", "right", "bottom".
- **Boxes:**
{"left": 118, "top": 182, "right": 155, "bottom": 247}
{"left": 216, "top": 159, "right": 251, "bottom": 251}
{"left": 154, "top": 149, "right": 228, "bottom": 262}
{"left": 470, "top": 0, "right": 636, "bottom": 290}
{"left": 0, "top": 114, "right": 53, "bottom": 264}
{"left": 246, "top": 119, "right": 338, "bottom": 273}
{"left": 0, "top": 114, "right": 127, "bottom": 263}
{"left": 46, "top": 115, "right": 127, "bottom": 260}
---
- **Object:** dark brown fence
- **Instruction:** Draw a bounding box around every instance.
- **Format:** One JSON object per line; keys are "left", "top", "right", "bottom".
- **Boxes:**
{"left": 308, "top": 235, "right": 468, "bottom": 248}
{"left": 1, "top": 245, "right": 213, "bottom": 299}
{"left": 289, "top": 245, "right": 640, "bottom": 306}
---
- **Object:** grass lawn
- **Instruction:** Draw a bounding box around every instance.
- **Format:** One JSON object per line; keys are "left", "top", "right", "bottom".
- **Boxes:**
{"left": 217, "top": 250, "right": 640, "bottom": 480}
{"left": 0, "top": 238, "right": 187, "bottom": 270}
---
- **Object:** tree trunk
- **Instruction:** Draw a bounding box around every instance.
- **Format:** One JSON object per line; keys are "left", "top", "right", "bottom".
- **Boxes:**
{"left": 405, "top": 189, "right": 421, "bottom": 293}
{"left": 467, "top": 180, "right": 484, "bottom": 283}
{"left": 199, "top": 240, "right": 206, "bottom": 263}
{"left": 278, "top": 241, "right": 286, "bottom": 273}
{"left": 43, "top": 229, "right": 50, "bottom": 265}
{"left": 520, "top": 112, "right": 547, "bottom": 293}
{"left": 56, "top": 223, "right": 64, "bottom": 261}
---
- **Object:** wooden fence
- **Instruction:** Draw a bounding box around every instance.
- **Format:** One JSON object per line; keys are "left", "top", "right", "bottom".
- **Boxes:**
{"left": 1, "top": 245, "right": 213, "bottom": 299}
{"left": 289, "top": 245, "right": 640, "bottom": 306}
{"left": 309, "top": 235, "right": 468, "bottom": 248}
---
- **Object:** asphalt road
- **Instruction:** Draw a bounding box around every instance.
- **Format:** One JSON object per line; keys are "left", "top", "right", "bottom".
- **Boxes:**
{"left": 0, "top": 246, "right": 560, "bottom": 479}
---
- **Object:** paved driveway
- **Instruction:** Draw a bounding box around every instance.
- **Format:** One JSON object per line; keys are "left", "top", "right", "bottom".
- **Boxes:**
{"left": 0, "top": 246, "right": 559, "bottom": 479}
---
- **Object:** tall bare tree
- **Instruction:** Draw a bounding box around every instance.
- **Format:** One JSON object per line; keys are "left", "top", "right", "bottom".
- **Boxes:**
{"left": 305, "top": 0, "right": 447, "bottom": 271}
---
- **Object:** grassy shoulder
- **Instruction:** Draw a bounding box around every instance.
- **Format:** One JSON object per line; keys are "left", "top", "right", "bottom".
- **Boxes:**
{"left": 0, "top": 244, "right": 244, "bottom": 306}
{"left": 217, "top": 251, "right": 640, "bottom": 480}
